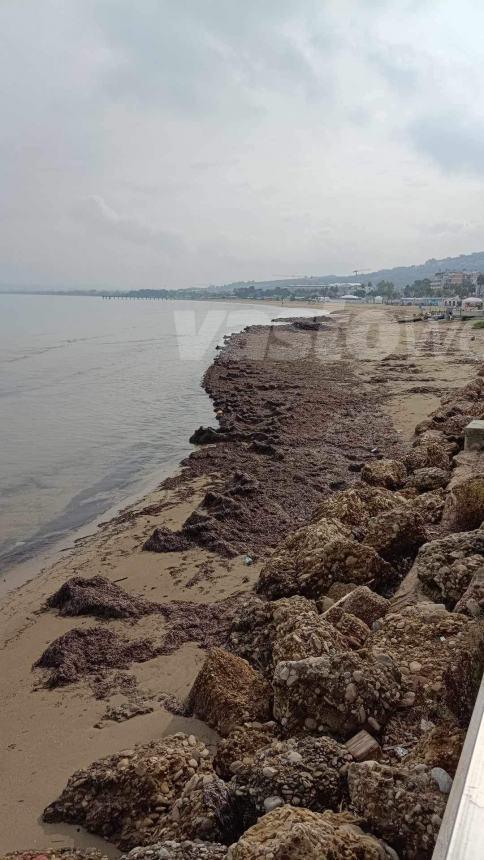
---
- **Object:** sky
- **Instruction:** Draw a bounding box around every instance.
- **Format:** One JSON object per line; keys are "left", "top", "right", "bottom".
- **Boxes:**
{"left": 1, "top": 0, "right": 484, "bottom": 290}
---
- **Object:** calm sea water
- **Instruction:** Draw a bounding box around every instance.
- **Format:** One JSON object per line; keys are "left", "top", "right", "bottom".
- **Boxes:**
{"left": 0, "top": 294, "right": 316, "bottom": 571}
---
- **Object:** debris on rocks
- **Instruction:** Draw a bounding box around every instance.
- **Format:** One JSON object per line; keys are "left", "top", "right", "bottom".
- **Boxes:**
{"left": 188, "top": 648, "right": 273, "bottom": 736}
{"left": 214, "top": 722, "right": 281, "bottom": 780}
{"left": 45, "top": 575, "right": 158, "bottom": 619}
{"left": 348, "top": 759, "right": 448, "bottom": 859}
{"left": 345, "top": 729, "right": 382, "bottom": 762}
{"left": 226, "top": 806, "right": 394, "bottom": 859}
{"left": 33, "top": 627, "right": 160, "bottom": 688}
{"left": 122, "top": 843, "right": 227, "bottom": 860}
{"left": 231, "top": 735, "right": 352, "bottom": 815}
{"left": 43, "top": 735, "right": 213, "bottom": 849}
{"left": 273, "top": 650, "right": 401, "bottom": 739}
{"left": 361, "top": 459, "right": 407, "bottom": 490}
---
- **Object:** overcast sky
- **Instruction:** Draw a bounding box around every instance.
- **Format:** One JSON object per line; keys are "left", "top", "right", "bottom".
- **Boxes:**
{"left": 1, "top": 0, "right": 484, "bottom": 290}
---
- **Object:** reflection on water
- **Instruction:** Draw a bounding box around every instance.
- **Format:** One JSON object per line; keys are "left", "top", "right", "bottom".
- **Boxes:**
{"left": 0, "top": 294, "right": 320, "bottom": 570}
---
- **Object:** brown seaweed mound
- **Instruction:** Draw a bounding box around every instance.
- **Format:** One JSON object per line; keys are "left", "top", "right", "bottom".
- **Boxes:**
{"left": 34, "top": 627, "right": 160, "bottom": 688}
{"left": 46, "top": 575, "right": 158, "bottom": 619}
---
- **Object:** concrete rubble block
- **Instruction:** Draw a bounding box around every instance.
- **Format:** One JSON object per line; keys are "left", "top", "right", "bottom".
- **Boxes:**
{"left": 407, "top": 467, "right": 450, "bottom": 493}
{"left": 271, "top": 611, "right": 350, "bottom": 664}
{"left": 214, "top": 722, "right": 281, "bottom": 780}
{"left": 229, "top": 595, "right": 318, "bottom": 675}
{"left": 411, "top": 529, "right": 484, "bottom": 607}
{"left": 454, "top": 568, "right": 484, "bottom": 617}
{"left": 311, "top": 484, "right": 408, "bottom": 528}
{"left": 273, "top": 650, "right": 401, "bottom": 740}
{"left": 321, "top": 606, "right": 371, "bottom": 649}
{"left": 122, "top": 842, "right": 228, "bottom": 860}
{"left": 154, "top": 773, "right": 241, "bottom": 845}
{"left": 408, "top": 489, "right": 446, "bottom": 525}
{"left": 348, "top": 759, "right": 448, "bottom": 860}
{"left": 42, "top": 735, "right": 214, "bottom": 849}
{"left": 322, "top": 584, "right": 389, "bottom": 628}
{"left": 404, "top": 442, "right": 450, "bottom": 473}
{"left": 464, "top": 418, "right": 484, "bottom": 451}
{"left": 361, "top": 459, "right": 407, "bottom": 490}
{"left": 366, "top": 603, "right": 484, "bottom": 722}
{"left": 257, "top": 518, "right": 393, "bottom": 601}
{"left": 363, "top": 507, "right": 427, "bottom": 564}
{"left": 442, "top": 475, "right": 484, "bottom": 531}
{"left": 230, "top": 735, "right": 352, "bottom": 815}
{"left": 188, "top": 648, "right": 272, "bottom": 736}
{"left": 226, "top": 806, "right": 395, "bottom": 859}
{"left": 345, "top": 729, "right": 382, "bottom": 762}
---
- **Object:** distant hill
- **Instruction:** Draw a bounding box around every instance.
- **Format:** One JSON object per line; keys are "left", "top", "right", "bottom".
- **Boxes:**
{"left": 214, "top": 250, "right": 484, "bottom": 293}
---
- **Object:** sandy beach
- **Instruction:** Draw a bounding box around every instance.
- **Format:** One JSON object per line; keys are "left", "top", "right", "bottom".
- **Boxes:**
{"left": 1, "top": 305, "right": 484, "bottom": 856}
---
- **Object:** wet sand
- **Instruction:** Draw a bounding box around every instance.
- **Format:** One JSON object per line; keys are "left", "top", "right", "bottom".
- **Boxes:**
{"left": 1, "top": 305, "right": 483, "bottom": 854}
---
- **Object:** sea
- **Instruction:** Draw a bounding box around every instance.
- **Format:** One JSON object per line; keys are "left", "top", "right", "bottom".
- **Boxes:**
{"left": 0, "top": 293, "right": 318, "bottom": 574}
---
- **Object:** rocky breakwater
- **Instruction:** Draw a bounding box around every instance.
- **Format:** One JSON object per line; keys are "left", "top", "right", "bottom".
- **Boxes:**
{"left": 17, "top": 362, "right": 484, "bottom": 857}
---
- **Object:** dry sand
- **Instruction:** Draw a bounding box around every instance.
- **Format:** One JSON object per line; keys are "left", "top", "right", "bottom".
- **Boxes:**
{"left": 1, "top": 306, "right": 483, "bottom": 855}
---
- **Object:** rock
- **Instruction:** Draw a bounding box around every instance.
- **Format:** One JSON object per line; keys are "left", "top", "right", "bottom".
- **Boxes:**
{"left": 348, "top": 760, "right": 447, "bottom": 859}
{"left": 214, "top": 722, "right": 281, "bottom": 780}
{"left": 43, "top": 735, "right": 213, "bottom": 849}
{"left": 2, "top": 853, "right": 110, "bottom": 860}
{"left": 143, "top": 526, "right": 192, "bottom": 553}
{"left": 408, "top": 467, "right": 450, "bottom": 493}
{"left": 154, "top": 773, "right": 240, "bottom": 845}
{"left": 273, "top": 651, "right": 401, "bottom": 739}
{"left": 430, "top": 767, "right": 453, "bottom": 794}
{"left": 364, "top": 508, "right": 427, "bottom": 564}
{"left": 361, "top": 459, "right": 407, "bottom": 490}
{"left": 257, "top": 518, "right": 393, "bottom": 600}
{"left": 404, "top": 721, "right": 465, "bottom": 776}
{"left": 227, "top": 806, "right": 393, "bottom": 859}
{"left": 366, "top": 603, "right": 484, "bottom": 721}
{"left": 345, "top": 729, "right": 382, "bottom": 762}
{"left": 409, "top": 489, "right": 446, "bottom": 525}
{"left": 321, "top": 606, "right": 370, "bottom": 648}
{"left": 45, "top": 575, "right": 159, "bottom": 618}
{"left": 412, "top": 529, "right": 484, "bottom": 607}
{"left": 454, "top": 569, "right": 484, "bottom": 617}
{"left": 188, "top": 648, "right": 272, "bottom": 736}
{"left": 323, "top": 585, "right": 389, "bottom": 628}
{"left": 189, "top": 426, "right": 229, "bottom": 445}
{"left": 404, "top": 443, "right": 450, "bottom": 473}
{"left": 229, "top": 595, "right": 319, "bottom": 676}
{"left": 311, "top": 484, "right": 407, "bottom": 528}
{"left": 230, "top": 735, "right": 352, "bottom": 815}
{"left": 442, "top": 476, "right": 484, "bottom": 532}
{"left": 122, "top": 842, "right": 227, "bottom": 860}
{"left": 271, "top": 611, "right": 350, "bottom": 664}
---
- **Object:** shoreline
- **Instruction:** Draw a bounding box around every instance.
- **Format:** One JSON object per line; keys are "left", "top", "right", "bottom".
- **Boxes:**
{"left": 1, "top": 306, "right": 484, "bottom": 855}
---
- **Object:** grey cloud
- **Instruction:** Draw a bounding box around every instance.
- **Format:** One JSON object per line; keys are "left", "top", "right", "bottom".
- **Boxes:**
{"left": 74, "top": 196, "right": 184, "bottom": 255}
{"left": 409, "top": 112, "right": 484, "bottom": 175}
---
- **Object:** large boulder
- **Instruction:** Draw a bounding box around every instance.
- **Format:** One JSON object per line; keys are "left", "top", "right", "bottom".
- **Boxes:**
{"left": 43, "top": 735, "right": 213, "bottom": 849}
{"left": 188, "top": 648, "right": 272, "bottom": 736}
{"left": 404, "top": 442, "right": 450, "bottom": 473}
{"left": 227, "top": 806, "right": 393, "bottom": 859}
{"left": 257, "top": 519, "right": 392, "bottom": 601}
{"left": 271, "top": 611, "right": 350, "bottom": 664}
{"left": 322, "top": 585, "right": 389, "bottom": 628}
{"left": 408, "top": 467, "right": 450, "bottom": 493}
{"left": 442, "top": 476, "right": 484, "bottom": 532}
{"left": 231, "top": 735, "right": 352, "bottom": 815}
{"left": 154, "top": 773, "right": 240, "bottom": 845}
{"left": 361, "top": 459, "right": 407, "bottom": 490}
{"left": 273, "top": 651, "right": 401, "bottom": 739}
{"left": 363, "top": 508, "right": 427, "bottom": 564}
{"left": 123, "top": 843, "right": 227, "bottom": 860}
{"left": 367, "top": 603, "right": 484, "bottom": 721}
{"left": 229, "top": 595, "right": 319, "bottom": 676}
{"left": 348, "top": 760, "right": 448, "bottom": 859}
{"left": 214, "top": 722, "right": 281, "bottom": 781}
{"left": 409, "top": 489, "right": 446, "bottom": 525}
{"left": 311, "top": 484, "right": 407, "bottom": 528}
{"left": 412, "top": 529, "right": 484, "bottom": 607}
